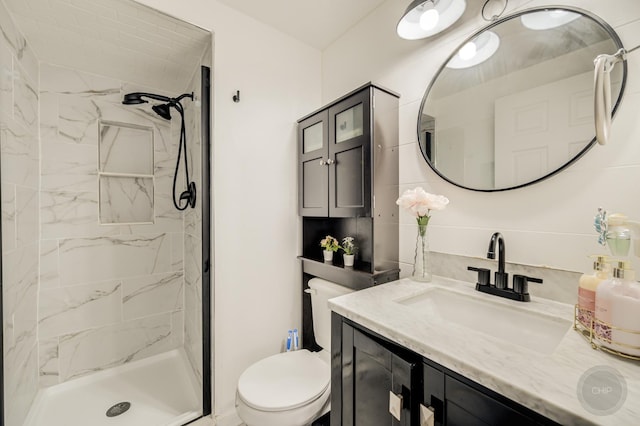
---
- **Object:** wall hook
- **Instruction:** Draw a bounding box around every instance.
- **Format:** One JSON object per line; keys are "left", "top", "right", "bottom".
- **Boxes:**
{"left": 233, "top": 90, "right": 240, "bottom": 103}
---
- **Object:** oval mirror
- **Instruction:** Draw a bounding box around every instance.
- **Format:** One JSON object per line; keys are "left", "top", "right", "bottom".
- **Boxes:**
{"left": 418, "top": 7, "right": 627, "bottom": 191}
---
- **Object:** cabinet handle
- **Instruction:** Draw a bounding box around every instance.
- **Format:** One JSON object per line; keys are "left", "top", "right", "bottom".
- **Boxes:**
{"left": 420, "top": 404, "right": 436, "bottom": 426}
{"left": 389, "top": 391, "right": 403, "bottom": 421}
{"left": 319, "top": 159, "right": 326, "bottom": 166}
{"left": 326, "top": 158, "right": 335, "bottom": 165}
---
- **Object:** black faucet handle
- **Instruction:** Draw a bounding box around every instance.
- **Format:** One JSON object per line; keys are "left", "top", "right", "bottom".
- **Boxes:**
{"left": 467, "top": 266, "right": 491, "bottom": 286}
{"left": 494, "top": 271, "right": 509, "bottom": 290}
{"left": 512, "top": 274, "right": 543, "bottom": 295}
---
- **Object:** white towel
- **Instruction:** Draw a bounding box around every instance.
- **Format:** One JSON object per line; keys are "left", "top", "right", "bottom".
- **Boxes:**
{"left": 593, "top": 49, "right": 624, "bottom": 145}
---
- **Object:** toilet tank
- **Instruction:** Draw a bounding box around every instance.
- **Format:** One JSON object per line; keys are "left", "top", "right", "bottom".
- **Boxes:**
{"left": 308, "top": 278, "right": 354, "bottom": 351}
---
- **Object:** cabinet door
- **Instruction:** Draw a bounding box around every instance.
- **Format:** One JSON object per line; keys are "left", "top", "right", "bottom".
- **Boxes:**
{"left": 299, "top": 110, "right": 329, "bottom": 216}
{"left": 328, "top": 89, "right": 371, "bottom": 217}
{"left": 423, "top": 362, "right": 445, "bottom": 426}
{"left": 444, "top": 376, "right": 541, "bottom": 426}
{"left": 345, "top": 328, "right": 416, "bottom": 426}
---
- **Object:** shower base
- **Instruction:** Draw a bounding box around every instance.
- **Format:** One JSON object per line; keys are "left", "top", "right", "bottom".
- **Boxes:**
{"left": 23, "top": 349, "right": 201, "bottom": 426}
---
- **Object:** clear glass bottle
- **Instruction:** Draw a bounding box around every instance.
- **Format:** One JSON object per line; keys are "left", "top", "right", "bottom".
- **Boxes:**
{"left": 412, "top": 220, "right": 431, "bottom": 282}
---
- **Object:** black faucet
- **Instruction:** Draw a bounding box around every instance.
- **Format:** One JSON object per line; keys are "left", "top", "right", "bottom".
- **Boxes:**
{"left": 487, "top": 232, "right": 508, "bottom": 289}
{"left": 467, "top": 232, "right": 543, "bottom": 302}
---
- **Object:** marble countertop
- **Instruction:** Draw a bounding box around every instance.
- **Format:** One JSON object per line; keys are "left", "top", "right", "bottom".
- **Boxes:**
{"left": 328, "top": 276, "right": 640, "bottom": 425}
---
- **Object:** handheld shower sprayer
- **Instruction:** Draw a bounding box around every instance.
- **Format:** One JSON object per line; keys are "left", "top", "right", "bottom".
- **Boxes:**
{"left": 122, "top": 91, "right": 196, "bottom": 211}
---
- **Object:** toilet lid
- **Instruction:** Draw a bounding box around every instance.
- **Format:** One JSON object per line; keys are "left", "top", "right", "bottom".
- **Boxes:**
{"left": 237, "top": 350, "right": 330, "bottom": 412}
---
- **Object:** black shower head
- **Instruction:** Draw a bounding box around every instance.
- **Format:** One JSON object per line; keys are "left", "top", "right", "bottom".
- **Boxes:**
{"left": 122, "top": 93, "right": 147, "bottom": 105}
{"left": 122, "top": 92, "right": 172, "bottom": 105}
{"left": 152, "top": 103, "right": 172, "bottom": 121}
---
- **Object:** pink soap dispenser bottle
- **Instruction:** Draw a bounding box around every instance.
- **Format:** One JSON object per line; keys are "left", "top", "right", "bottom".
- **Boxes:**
{"left": 577, "top": 255, "right": 610, "bottom": 329}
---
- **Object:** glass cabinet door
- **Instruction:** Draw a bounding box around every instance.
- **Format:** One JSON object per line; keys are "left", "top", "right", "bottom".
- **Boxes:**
{"left": 298, "top": 111, "right": 329, "bottom": 216}
{"left": 327, "top": 89, "right": 370, "bottom": 218}
{"left": 335, "top": 103, "right": 363, "bottom": 144}
{"left": 303, "top": 121, "right": 324, "bottom": 153}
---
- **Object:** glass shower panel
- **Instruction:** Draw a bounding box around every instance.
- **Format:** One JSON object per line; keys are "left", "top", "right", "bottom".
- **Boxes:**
{"left": 1, "top": 0, "right": 212, "bottom": 425}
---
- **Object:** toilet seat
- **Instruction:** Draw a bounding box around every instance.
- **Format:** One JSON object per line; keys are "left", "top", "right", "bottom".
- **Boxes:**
{"left": 237, "top": 350, "right": 330, "bottom": 412}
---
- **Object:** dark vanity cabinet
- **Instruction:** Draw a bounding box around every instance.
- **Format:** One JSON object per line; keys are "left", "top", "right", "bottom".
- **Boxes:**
{"left": 332, "top": 314, "right": 559, "bottom": 426}
{"left": 334, "top": 318, "right": 419, "bottom": 426}
{"left": 422, "top": 362, "right": 549, "bottom": 426}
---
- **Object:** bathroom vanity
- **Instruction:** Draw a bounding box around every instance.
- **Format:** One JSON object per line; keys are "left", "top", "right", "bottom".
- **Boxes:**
{"left": 329, "top": 277, "right": 640, "bottom": 425}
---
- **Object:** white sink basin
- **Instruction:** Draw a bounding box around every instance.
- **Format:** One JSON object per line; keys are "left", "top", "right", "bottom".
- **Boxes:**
{"left": 396, "top": 288, "right": 572, "bottom": 355}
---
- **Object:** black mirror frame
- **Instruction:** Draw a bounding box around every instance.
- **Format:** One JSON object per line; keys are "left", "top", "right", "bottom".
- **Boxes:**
{"left": 417, "top": 6, "right": 628, "bottom": 192}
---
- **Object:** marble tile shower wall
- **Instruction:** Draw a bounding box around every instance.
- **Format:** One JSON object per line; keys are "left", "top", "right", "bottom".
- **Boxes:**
{"left": 0, "top": 3, "right": 41, "bottom": 425}
{"left": 183, "top": 67, "right": 203, "bottom": 389}
{"left": 38, "top": 63, "right": 187, "bottom": 387}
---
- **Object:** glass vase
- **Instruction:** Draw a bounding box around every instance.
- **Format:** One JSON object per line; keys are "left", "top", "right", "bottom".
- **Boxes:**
{"left": 413, "top": 220, "right": 432, "bottom": 282}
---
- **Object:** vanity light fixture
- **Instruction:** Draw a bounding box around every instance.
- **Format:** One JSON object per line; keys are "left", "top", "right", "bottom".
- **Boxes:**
{"left": 397, "top": 0, "right": 466, "bottom": 40}
{"left": 520, "top": 9, "right": 580, "bottom": 30}
{"left": 446, "top": 30, "right": 500, "bottom": 69}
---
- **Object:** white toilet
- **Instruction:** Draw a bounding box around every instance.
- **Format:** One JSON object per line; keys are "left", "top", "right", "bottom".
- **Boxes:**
{"left": 235, "top": 278, "right": 353, "bottom": 426}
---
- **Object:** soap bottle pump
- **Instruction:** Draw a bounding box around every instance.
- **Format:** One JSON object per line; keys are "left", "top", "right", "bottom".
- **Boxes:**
{"left": 594, "top": 261, "right": 631, "bottom": 346}
{"left": 578, "top": 255, "right": 610, "bottom": 328}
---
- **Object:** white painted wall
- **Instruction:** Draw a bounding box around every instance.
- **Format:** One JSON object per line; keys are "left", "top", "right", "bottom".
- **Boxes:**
{"left": 133, "top": 1, "right": 322, "bottom": 423}
{"left": 323, "top": 0, "right": 640, "bottom": 275}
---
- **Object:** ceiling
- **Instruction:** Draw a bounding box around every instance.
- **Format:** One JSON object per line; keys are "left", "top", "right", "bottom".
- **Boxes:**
{"left": 216, "top": 0, "right": 388, "bottom": 50}
{"left": 2, "top": 0, "right": 389, "bottom": 91}
{"left": 3, "top": 0, "right": 211, "bottom": 93}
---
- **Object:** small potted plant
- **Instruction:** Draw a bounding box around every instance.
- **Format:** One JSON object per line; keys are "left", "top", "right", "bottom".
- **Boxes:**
{"left": 341, "top": 236, "right": 356, "bottom": 267}
{"left": 320, "top": 235, "right": 340, "bottom": 262}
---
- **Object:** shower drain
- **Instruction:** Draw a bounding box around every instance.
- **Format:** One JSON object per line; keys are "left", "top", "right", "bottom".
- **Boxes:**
{"left": 106, "top": 401, "right": 131, "bottom": 417}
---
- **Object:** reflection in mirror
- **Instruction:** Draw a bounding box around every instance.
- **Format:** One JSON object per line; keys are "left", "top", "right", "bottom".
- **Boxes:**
{"left": 418, "top": 7, "right": 626, "bottom": 191}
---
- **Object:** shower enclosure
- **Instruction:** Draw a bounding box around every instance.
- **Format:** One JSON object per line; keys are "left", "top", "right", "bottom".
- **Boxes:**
{"left": 0, "top": 0, "right": 212, "bottom": 425}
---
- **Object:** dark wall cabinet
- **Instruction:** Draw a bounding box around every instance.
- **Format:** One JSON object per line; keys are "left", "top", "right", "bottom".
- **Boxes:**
{"left": 332, "top": 314, "right": 559, "bottom": 426}
{"left": 299, "top": 84, "right": 400, "bottom": 354}
{"left": 298, "top": 90, "right": 371, "bottom": 217}
{"left": 297, "top": 83, "right": 400, "bottom": 274}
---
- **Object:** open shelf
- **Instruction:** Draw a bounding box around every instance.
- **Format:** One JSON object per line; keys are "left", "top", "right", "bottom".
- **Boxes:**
{"left": 299, "top": 256, "right": 399, "bottom": 291}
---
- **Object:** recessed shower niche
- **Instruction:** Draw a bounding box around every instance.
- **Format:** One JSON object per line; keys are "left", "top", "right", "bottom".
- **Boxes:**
{"left": 99, "top": 121, "right": 155, "bottom": 224}
{"left": 0, "top": 0, "right": 212, "bottom": 425}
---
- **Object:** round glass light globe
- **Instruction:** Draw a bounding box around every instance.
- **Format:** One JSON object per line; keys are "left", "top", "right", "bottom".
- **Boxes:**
{"left": 419, "top": 8, "right": 440, "bottom": 31}
{"left": 458, "top": 41, "right": 477, "bottom": 60}
{"left": 550, "top": 10, "right": 568, "bottom": 18}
